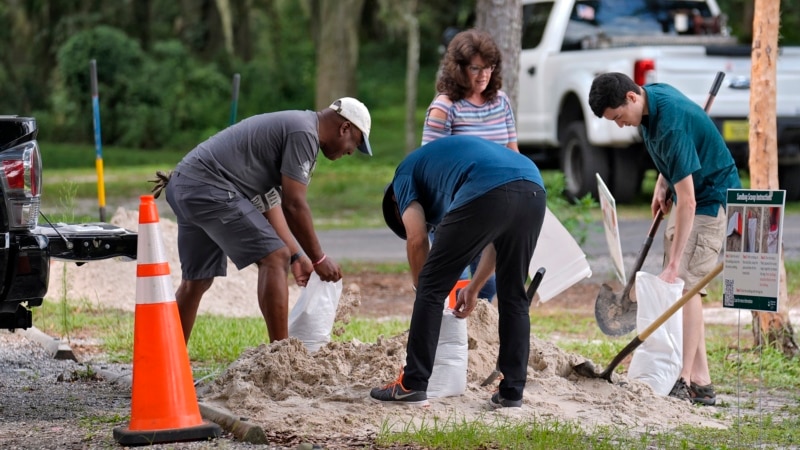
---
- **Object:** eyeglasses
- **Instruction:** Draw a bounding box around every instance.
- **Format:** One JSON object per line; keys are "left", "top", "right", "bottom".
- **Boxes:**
{"left": 466, "top": 64, "right": 496, "bottom": 75}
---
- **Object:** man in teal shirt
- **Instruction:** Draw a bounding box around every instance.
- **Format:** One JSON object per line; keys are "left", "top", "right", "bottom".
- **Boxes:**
{"left": 589, "top": 72, "right": 741, "bottom": 406}
{"left": 371, "top": 135, "right": 547, "bottom": 408}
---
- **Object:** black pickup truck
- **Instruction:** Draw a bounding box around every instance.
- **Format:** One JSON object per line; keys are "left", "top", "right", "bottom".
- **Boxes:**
{"left": 0, "top": 116, "right": 137, "bottom": 330}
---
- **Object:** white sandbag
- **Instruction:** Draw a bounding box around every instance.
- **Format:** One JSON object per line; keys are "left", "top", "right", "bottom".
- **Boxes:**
{"left": 427, "top": 310, "right": 468, "bottom": 398}
{"left": 288, "top": 272, "right": 343, "bottom": 353}
{"left": 628, "top": 271, "right": 684, "bottom": 396}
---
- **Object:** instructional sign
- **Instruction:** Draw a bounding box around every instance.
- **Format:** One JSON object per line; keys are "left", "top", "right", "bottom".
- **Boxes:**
{"left": 596, "top": 174, "right": 626, "bottom": 285}
{"left": 723, "top": 189, "right": 785, "bottom": 312}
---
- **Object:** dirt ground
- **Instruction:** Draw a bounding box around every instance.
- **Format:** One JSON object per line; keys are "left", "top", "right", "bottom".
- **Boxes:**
{"left": 4, "top": 208, "right": 796, "bottom": 449}
{"left": 347, "top": 270, "right": 601, "bottom": 317}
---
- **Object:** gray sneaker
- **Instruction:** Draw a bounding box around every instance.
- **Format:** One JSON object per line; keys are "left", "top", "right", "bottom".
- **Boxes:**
{"left": 669, "top": 378, "right": 691, "bottom": 402}
{"left": 370, "top": 375, "right": 429, "bottom": 406}
{"left": 488, "top": 392, "right": 522, "bottom": 409}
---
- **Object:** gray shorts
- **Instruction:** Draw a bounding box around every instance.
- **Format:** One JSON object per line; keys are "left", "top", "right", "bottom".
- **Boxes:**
{"left": 165, "top": 172, "right": 285, "bottom": 279}
{"left": 663, "top": 205, "right": 726, "bottom": 295}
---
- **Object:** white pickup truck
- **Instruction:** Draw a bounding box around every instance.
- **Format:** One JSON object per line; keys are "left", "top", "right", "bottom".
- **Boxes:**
{"left": 517, "top": 0, "right": 800, "bottom": 203}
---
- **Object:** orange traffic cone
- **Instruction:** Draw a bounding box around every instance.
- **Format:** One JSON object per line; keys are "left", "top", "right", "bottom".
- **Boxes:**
{"left": 113, "top": 195, "right": 221, "bottom": 446}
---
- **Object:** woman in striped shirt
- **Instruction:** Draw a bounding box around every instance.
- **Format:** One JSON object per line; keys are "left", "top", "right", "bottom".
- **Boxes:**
{"left": 422, "top": 28, "right": 519, "bottom": 302}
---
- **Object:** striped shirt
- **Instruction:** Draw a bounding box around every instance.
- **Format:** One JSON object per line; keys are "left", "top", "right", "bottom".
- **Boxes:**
{"left": 421, "top": 90, "right": 517, "bottom": 146}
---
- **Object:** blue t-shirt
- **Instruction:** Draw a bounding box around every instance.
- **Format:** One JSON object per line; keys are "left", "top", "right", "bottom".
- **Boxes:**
{"left": 640, "top": 84, "right": 741, "bottom": 216}
{"left": 391, "top": 135, "right": 545, "bottom": 226}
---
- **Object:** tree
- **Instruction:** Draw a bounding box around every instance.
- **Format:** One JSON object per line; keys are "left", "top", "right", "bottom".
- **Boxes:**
{"left": 474, "top": 0, "right": 522, "bottom": 115}
{"left": 748, "top": 0, "right": 799, "bottom": 356}
{"left": 376, "top": 0, "right": 420, "bottom": 153}
{"left": 311, "top": 0, "right": 366, "bottom": 110}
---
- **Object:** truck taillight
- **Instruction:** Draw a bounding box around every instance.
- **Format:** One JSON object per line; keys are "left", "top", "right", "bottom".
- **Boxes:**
{"left": 634, "top": 59, "right": 656, "bottom": 85}
{"left": 0, "top": 141, "right": 41, "bottom": 230}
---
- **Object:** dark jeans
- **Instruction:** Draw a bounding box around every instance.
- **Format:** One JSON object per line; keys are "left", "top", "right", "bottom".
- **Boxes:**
{"left": 467, "top": 254, "right": 497, "bottom": 301}
{"left": 403, "top": 180, "right": 546, "bottom": 401}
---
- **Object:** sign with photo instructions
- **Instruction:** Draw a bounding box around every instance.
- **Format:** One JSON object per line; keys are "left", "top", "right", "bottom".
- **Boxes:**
{"left": 723, "top": 189, "right": 785, "bottom": 312}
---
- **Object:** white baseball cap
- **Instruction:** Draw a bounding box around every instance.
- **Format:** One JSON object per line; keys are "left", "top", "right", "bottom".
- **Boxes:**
{"left": 329, "top": 97, "right": 372, "bottom": 156}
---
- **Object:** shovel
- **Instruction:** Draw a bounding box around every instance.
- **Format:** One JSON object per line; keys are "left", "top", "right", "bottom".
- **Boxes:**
{"left": 575, "top": 262, "right": 723, "bottom": 382}
{"left": 594, "top": 211, "right": 663, "bottom": 336}
{"left": 480, "top": 266, "right": 546, "bottom": 386}
{"left": 593, "top": 70, "right": 726, "bottom": 337}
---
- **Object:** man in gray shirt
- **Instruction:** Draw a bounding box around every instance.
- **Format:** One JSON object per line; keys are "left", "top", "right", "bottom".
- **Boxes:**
{"left": 162, "top": 97, "right": 372, "bottom": 344}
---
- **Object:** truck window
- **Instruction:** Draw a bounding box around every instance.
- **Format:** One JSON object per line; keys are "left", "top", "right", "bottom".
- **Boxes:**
{"left": 522, "top": 2, "right": 554, "bottom": 50}
{"left": 562, "top": 0, "right": 722, "bottom": 51}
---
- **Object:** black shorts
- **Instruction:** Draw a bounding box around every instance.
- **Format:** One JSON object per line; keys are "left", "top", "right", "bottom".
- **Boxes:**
{"left": 165, "top": 173, "right": 284, "bottom": 279}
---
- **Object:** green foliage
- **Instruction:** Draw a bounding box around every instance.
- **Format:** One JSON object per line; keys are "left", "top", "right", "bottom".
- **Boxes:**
{"left": 51, "top": 28, "right": 232, "bottom": 150}
{"left": 118, "top": 39, "right": 230, "bottom": 149}
{"left": 235, "top": 1, "right": 317, "bottom": 115}
{"left": 542, "top": 171, "right": 600, "bottom": 245}
{"left": 54, "top": 26, "right": 145, "bottom": 144}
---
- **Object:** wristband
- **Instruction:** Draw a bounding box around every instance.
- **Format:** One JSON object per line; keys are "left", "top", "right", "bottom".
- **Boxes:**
{"left": 312, "top": 254, "right": 327, "bottom": 267}
{"left": 290, "top": 252, "right": 302, "bottom": 264}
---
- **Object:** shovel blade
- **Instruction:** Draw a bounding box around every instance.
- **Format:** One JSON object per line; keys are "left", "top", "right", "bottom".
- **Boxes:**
{"left": 573, "top": 360, "right": 602, "bottom": 379}
{"left": 480, "top": 368, "right": 501, "bottom": 386}
{"left": 594, "top": 283, "right": 637, "bottom": 336}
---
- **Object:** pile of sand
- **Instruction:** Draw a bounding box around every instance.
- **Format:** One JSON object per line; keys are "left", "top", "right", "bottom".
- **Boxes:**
{"left": 48, "top": 206, "right": 728, "bottom": 441}
{"left": 203, "top": 300, "right": 727, "bottom": 440}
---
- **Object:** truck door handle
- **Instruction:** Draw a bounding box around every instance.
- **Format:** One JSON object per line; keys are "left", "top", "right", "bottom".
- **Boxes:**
{"left": 527, "top": 66, "right": 536, "bottom": 76}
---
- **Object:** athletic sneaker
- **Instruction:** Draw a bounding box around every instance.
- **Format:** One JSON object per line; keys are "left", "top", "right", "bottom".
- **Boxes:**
{"left": 488, "top": 392, "right": 522, "bottom": 409}
{"left": 669, "top": 378, "right": 692, "bottom": 402}
{"left": 370, "top": 372, "right": 429, "bottom": 406}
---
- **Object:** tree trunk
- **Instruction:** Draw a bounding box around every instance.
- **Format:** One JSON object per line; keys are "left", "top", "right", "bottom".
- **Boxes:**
{"left": 313, "top": 0, "right": 365, "bottom": 110}
{"left": 749, "top": 0, "right": 799, "bottom": 357}
{"left": 474, "top": 0, "right": 523, "bottom": 115}
{"left": 215, "top": 0, "right": 235, "bottom": 56}
{"left": 404, "top": 0, "right": 420, "bottom": 154}
{"left": 232, "top": 0, "right": 253, "bottom": 61}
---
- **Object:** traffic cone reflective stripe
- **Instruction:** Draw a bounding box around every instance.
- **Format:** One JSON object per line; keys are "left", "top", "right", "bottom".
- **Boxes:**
{"left": 135, "top": 261, "right": 173, "bottom": 304}
{"left": 114, "top": 195, "right": 221, "bottom": 445}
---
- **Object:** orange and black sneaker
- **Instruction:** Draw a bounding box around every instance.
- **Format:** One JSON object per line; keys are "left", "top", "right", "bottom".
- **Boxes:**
{"left": 370, "top": 370, "right": 428, "bottom": 406}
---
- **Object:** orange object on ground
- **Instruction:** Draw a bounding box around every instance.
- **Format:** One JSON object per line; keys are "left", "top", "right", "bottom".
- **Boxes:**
{"left": 113, "top": 195, "right": 221, "bottom": 446}
{"left": 448, "top": 279, "right": 470, "bottom": 310}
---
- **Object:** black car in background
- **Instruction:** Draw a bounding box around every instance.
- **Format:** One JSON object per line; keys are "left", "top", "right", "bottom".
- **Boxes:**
{"left": 0, "top": 116, "right": 136, "bottom": 330}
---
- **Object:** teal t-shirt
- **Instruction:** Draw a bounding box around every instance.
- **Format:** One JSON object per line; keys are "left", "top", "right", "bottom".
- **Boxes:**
{"left": 391, "top": 135, "right": 545, "bottom": 226}
{"left": 640, "top": 84, "right": 741, "bottom": 216}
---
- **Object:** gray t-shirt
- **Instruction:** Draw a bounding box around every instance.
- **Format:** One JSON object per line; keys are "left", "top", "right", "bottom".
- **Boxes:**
{"left": 175, "top": 110, "right": 319, "bottom": 204}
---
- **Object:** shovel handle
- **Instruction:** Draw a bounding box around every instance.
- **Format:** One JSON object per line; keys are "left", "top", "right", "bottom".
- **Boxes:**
{"left": 527, "top": 267, "right": 546, "bottom": 303}
{"left": 620, "top": 211, "right": 664, "bottom": 300}
{"left": 704, "top": 71, "right": 725, "bottom": 113}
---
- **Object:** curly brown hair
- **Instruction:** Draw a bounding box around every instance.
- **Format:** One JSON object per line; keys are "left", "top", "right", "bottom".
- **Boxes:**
{"left": 436, "top": 28, "right": 503, "bottom": 102}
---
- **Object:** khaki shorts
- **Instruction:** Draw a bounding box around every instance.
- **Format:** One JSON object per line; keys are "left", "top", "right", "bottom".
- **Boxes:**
{"left": 663, "top": 206, "right": 725, "bottom": 295}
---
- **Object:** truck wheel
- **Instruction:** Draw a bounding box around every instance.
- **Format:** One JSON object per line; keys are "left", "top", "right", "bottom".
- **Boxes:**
{"left": 778, "top": 164, "right": 800, "bottom": 201}
{"left": 610, "top": 147, "right": 644, "bottom": 204}
{"left": 560, "top": 122, "right": 610, "bottom": 201}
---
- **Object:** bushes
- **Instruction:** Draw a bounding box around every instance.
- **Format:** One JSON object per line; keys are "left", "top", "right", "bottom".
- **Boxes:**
{"left": 48, "top": 26, "right": 233, "bottom": 150}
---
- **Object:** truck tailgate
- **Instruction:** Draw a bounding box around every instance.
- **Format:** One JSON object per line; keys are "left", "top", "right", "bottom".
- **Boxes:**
{"left": 652, "top": 46, "right": 800, "bottom": 118}
{"left": 35, "top": 223, "right": 137, "bottom": 262}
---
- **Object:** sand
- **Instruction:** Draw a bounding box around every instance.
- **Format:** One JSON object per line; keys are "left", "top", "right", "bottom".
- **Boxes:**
{"left": 46, "top": 207, "right": 728, "bottom": 441}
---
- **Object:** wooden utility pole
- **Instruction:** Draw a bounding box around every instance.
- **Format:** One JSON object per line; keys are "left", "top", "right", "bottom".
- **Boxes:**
{"left": 748, "top": 0, "right": 798, "bottom": 356}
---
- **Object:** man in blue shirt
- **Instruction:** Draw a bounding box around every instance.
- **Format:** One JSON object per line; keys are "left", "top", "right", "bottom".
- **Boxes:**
{"left": 589, "top": 72, "right": 741, "bottom": 406}
{"left": 370, "top": 135, "right": 547, "bottom": 408}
